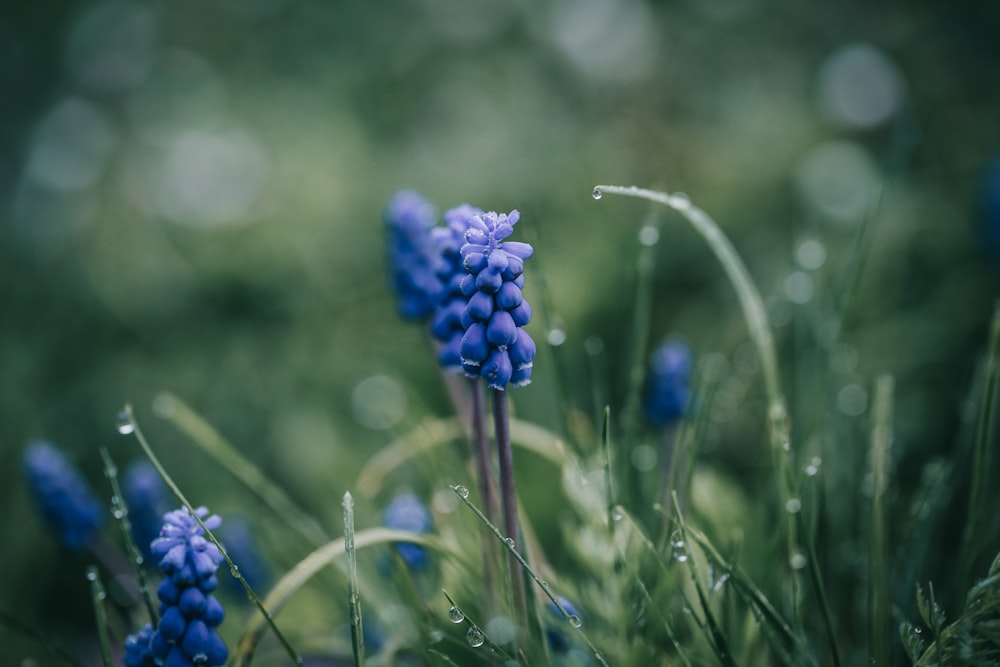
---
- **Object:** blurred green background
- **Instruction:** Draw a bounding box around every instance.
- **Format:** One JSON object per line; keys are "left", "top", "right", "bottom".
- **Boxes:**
{"left": 3, "top": 0, "right": 999, "bottom": 661}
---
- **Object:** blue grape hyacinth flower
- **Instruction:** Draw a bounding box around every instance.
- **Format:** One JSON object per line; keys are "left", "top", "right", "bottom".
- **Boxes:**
{"left": 430, "top": 203, "right": 484, "bottom": 371}
{"left": 382, "top": 492, "right": 434, "bottom": 570}
{"left": 147, "top": 506, "right": 228, "bottom": 667}
{"left": 122, "top": 461, "right": 170, "bottom": 561}
{"left": 123, "top": 623, "right": 156, "bottom": 667}
{"left": 22, "top": 441, "right": 105, "bottom": 550}
{"left": 385, "top": 189, "right": 442, "bottom": 320}
{"left": 644, "top": 339, "right": 694, "bottom": 427}
{"left": 458, "top": 210, "right": 536, "bottom": 389}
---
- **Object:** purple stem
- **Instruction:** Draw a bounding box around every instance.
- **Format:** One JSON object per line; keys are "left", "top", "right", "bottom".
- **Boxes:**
{"left": 492, "top": 388, "right": 527, "bottom": 630}
{"left": 470, "top": 378, "right": 498, "bottom": 603}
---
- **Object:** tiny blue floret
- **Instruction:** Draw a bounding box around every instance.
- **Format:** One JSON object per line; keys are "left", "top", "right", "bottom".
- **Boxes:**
{"left": 382, "top": 492, "right": 434, "bottom": 570}
{"left": 644, "top": 339, "right": 694, "bottom": 426}
{"left": 22, "top": 441, "right": 105, "bottom": 550}
{"left": 458, "top": 210, "right": 536, "bottom": 389}
{"left": 385, "top": 189, "right": 443, "bottom": 320}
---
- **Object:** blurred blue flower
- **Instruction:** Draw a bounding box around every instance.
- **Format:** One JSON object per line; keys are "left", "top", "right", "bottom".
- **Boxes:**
{"left": 545, "top": 597, "right": 581, "bottom": 655}
{"left": 644, "top": 339, "right": 694, "bottom": 427}
{"left": 382, "top": 492, "right": 433, "bottom": 570}
{"left": 385, "top": 189, "right": 442, "bottom": 320}
{"left": 123, "top": 623, "right": 156, "bottom": 667}
{"left": 122, "top": 460, "right": 170, "bottom": 561}
{"left": 458, "top": 210, "right": 536, "bottom": 389}
{"left": 148, "top": 506, "right": 228, "bottom": 667}
{"left": 430, "top": 204, "right": 483, "bottom": 372}
{"left": 22, "top": 441, "right": 105, "bottom": 550}
{"left": 219, "top": 516, "right": 270, "bottom": 593}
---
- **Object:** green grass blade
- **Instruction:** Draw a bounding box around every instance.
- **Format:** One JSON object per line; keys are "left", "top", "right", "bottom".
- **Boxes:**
{"left": 441, "top": 589, "right": 514, "bottom": 661}
{"left": 958, "top": 302, "right": 1000, "bottom": 593}
{"left": 120, "top": 403, "right": 305, "bottom": 667}
{"left": 233, "top": 527, "right": 440, "bottom": 666}
{"left": 449, "top": 485, "right": 611, "bottom": 667}
{"left": 153, "top": 392, "right": 330, "bottom": 548}
{"left": 795, "top": 510, "right": 842, "bottom": 667}
{"left": 869, "top": 375, "right": 894, "bottom": 667}
{"left": 357, "top": 417, "right": 570, "bottom": 497}
{"left": 86, "top": 566, "right": 113, "bottom": 667}
{"left": 98, "top": 447, "right": 158, "bottom": 624}
{"left": 343, "top": 492, "right": 365, "bottom": 667}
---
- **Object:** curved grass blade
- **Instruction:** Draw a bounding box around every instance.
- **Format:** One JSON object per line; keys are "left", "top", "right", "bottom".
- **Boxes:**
{"left": 120, "top": 403, "right": 305, "bottom": 666}
{"left": 99, "top": 447, "right": 158, "bottom": 624}
{"left": 357, "top": 417, "right": 571, "bottom": 497}
{"left": 593, "top": 184, "right": 805, "bottom": 626}
{"left": 152, "top": 392, "right": 329, "bottom": 548}
{"left": 86, "top": 566, "right": 113, "bottom": 667}
{"left": 343, "top": 492, "right": 365, "bottom": 667}
{"left": 441, "top": 589, "right": 514, "bottom": 661}
{"left": 232, "top": 528, "right": 440, "bottom": 667}
{"left": 449, "top": 485, "right": 611, "bottom": 667}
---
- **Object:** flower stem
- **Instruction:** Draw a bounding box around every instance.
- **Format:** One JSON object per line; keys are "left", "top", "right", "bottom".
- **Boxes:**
{"left": 491, "top": 389, "right": 527, "bottom": 632}
{"left": 342, "top": 492, "right": 365, "bottom": 667}
{"left": 470, "top": 378, "right": 498, "bottom": 607}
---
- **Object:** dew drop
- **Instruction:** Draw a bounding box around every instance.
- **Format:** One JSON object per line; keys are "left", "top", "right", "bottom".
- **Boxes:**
{"left": 134, "top": 556, "right": 144, "bottom": 566}
{"left": 466, "top": 627, "right": 485, "bottom": 647}
{"left": 454, "top": 485, "right": 470, "bottom": 499}
{"left": 116, "top": 408, "right": 135, "bottom": 435}
{"left": 504, "top": 537, "right": 516, "bottom": 549}
{"left": 670, "top": 530, "right": 688, "bottom": 562}
{"left": 785, "top": 498, "right": 802, "bottom": 514}
{"left": 591, "top": 187, "right": 603, "bottom": 200}
{"left": 669, "top": 192, "right": 691, "bottom": 210}
{"left": 86, "top": 570, "right": 97, "bottom": 581}
{"left": 712, "top": 573, "right": 730, "bottom": 592}
{"left": 568, "top": 615, "right": 582, "bottom": 628}
{"left": 112, "top": 509, "right": 125, "bottom": 520}
{"left": 449, "top": 605, "right": 465, "bottom": 623}
{"left": 230, "top": 565, "right": 240, "bottom": 578}
{"left": 611, "top": 505, "right": 624, "bottom": 522}
{"left": 790, "top": 551, "right": 807, "bottom": 570}
{"left": 97, "top": 591, "right": 107, "bottom": 600}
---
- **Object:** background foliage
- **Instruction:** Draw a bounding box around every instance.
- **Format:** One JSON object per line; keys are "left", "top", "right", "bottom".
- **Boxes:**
{"left": 2, "top": 0, "right": 999, "bottom": 663}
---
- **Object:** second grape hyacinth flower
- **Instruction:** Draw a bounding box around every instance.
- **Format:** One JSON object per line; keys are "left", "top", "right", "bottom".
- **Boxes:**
{"left": 458, "top": 210, "right": 536, "bottom": 390}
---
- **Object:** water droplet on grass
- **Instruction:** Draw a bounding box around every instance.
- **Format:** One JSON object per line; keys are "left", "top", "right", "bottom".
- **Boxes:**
{"left": 785, "top": 498, "right": 802, "bottom": 514}
{"left": 504, "top": 537, "right": 515, "bottom": 548}
{"left": 454, "top": 485, "right": 469, "bottom": 499}
{"left": 591, "top": 187, "right": 603, "bottom": 200}
{"left": 805, "top": 456, "right": 822, "bottom": 476}
{"left": 116, "top": 408, "right": 135, "bottom": 434}
{"left": 466, "top": 627, "right": 485, "bottom": 647}
{"left": 790, "top": 551, "right": 807, "bottom": 570}
{"left": 669, "top": 192, "right": 691, "bottom": 210}
{"left": 568, "top": 615, "right": 582, "bottom": 628}
{"left": 449, "top": 606, "right": 465, "bottom": 623}
{"left": 611, "top": 505, "right": 624, "bottom": 522}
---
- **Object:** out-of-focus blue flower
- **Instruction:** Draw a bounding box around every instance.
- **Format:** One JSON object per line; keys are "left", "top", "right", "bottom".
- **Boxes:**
{"left": 430, "top": 204, "right": 483, "bottom": 372}
{"left": 122, "top": 461, "right": 170, "bottom": 561}
{"left": 219, "top": 516, "right": 270, "bottom": 593}
{"left": 458, "top": 210, "right": 536, "bottom": 389}
{"left": 644, "top": 339, "right": 694, "bottom": 427}
{"left": 147, "top": 506, "right": 228, "bottom": 667}
{"left": 382, "top": 492, "right": 433, "bottom": 570}
{"left": 385, "top": 189, "right": 442, "bottom": 320}
{"left": 545, "top": 597, "right": 581, "bottom": 655}
{"left": 123, "top": 623, "right": 156, "bottom": 667}
{"left": 22, "top": 441, "right": 105, "bottom": 550}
